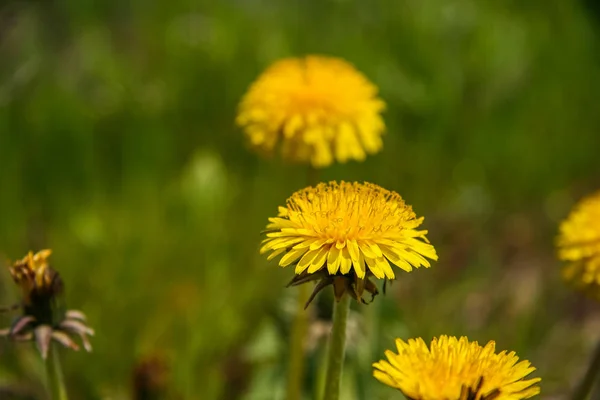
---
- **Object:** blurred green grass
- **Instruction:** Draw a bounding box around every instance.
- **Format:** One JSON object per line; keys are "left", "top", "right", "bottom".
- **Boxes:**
{"left": 1, "top": 0, "right": 600, "bottom": 398}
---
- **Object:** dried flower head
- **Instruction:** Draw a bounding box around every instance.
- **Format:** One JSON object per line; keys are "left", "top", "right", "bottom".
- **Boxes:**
{"left": 0, "top": 250, "right": 94, "bottom": 359}
{"left": 9, "top": 250, "right": 62, "bottom": 309}
{"left": 237, "top": 56, "right": 386, "bottom": 168}
{"left": 556, "top": 190, "right": 600, "bottom": 297}
{"left": 373, "top": 336, "right": 541, "bottom": 400}
{"left": 260, "top": 181, "right": 437, "bottom": 306}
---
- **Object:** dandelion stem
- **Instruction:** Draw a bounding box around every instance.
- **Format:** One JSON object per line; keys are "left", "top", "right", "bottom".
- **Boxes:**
{"left": 286, "top": 166, "right": 319, "bottom": 400}
{"left": 46, "top": 344, "right": 68, "bottom": 400}
{"left": 572, "top": 339, "right": 600, "bottom": 400}
{"left": 322, "top": 293, "right": 350, "bottom": 400}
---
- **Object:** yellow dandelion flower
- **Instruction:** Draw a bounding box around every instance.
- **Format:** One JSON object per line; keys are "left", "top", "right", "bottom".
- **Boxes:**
{"left": 260, "top": 181, "right": 437, "bottom": 305}
{"left": 557, "top": 190, "right": 600, "bottom": 296}
{"left": 373, "top": 335, "right": 541, "bottom": 400}
{"left": 236, "top": 55, "right": 386, "bottom": 168}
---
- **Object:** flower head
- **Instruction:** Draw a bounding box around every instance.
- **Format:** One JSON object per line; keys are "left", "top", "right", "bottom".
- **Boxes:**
{"left": 0, "top": 250, "right": 94, "bottom": 359}
{"left": 9, "top": 250, "right": 62, "bottom": 307}
{"left": 260, "top": 181, "right": 437, "bottom": 305}
{"left": 373, "top": 335, "right": 541, "bottom": 400}
{"left": 236, "top": 56, "right": 386, "bottom": 168}
{"left": 556, "top": 190, "right": 600, "bottom": 296}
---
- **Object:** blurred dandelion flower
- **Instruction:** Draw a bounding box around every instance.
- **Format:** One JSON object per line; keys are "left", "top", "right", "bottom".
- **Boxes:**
{"left": 260, "top": 181, "right": 437, "bottom": 306}
{"left": 236, "top": 56, "right": 386, "bottom": 168}
{"left": 557, "top": 190, "right": 600, "bottom": 296}
{"left": 373, "top": 335, "right": 541, "bottom": 400}
{"left": 0, "top": 250, "right": 94, "bottom": 359}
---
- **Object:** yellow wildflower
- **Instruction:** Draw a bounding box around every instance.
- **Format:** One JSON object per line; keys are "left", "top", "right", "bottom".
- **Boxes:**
{"left": 373, "top": 335, "right": 541, "bottom": 400}
{"left": 557, "top": 190, "right": 600, "bottom": 296}
{"left": 260, "top": 181, "right": 437, "bottom": 305}
{"left": 237, "top": 56, "right": 386, "bottom": 168}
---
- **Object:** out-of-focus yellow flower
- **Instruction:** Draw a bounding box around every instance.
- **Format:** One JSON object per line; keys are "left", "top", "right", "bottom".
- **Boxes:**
{"left": 260, "top": 181, "right": 437, "bottom": 305}
{"left": 557, "top": 190, "right": 600, "bottom": 296}
{"left": 9, "top": 249, "right": 59, "bottom": 305}
{"left": 237, "top": 56, "right": 386, "bottom": 168}
{"left": 373, "top": 336, "right": 541, "bottom": 400}
{"left": 1, "top": 250, "right": 94, "bottom": 359}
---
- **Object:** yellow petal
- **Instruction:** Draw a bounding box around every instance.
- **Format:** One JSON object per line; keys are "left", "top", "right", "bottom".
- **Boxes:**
{"left": 404, "top": 238, "right": 438, "bottom": 260}
{"left": 377, "top": 256, "right": 395, "bottom": 279}
{"left": 327, "top": 245, "right": 342, "bottom": 275}
{"left": 358, "top": 241, "right": 379, "bottom": 259}
{"left": 267, "top": 248, "right": 286, "bottom": 261}
{"left": 380, "top": 245, "right": 413, "bottom": 272}
{"left": 308, "top": 246, "right": 330, "bottom": 273}
{"left": 296, "top": 248, "right": 321, "bottom": 274}
{"left": 309, "top": 238, "right": 333, "bottom": 251}
{"left": 395, "top": 248, "right": 430, "bottom": 268}
{"left": 365, "top": 256, "right": 384, "bottom": 279}
{"left": 279, "top": 248, "right": 309, "bottom": 267}
{"left": 340, "top": 247, "right": 352, "bottom": 274}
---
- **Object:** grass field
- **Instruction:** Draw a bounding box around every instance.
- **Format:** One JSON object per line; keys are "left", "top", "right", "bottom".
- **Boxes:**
{"left": 1, "top": 1, "right": 600, "bottom": 398}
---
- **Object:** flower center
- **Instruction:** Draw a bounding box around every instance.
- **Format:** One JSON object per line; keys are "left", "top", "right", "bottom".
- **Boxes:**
{"left": 286, "top": 183, "right": 416, "bottom": 242}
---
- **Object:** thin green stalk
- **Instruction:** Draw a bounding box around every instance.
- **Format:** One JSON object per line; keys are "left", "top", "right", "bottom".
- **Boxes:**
{"left": 322, "top": 294, "right": 351, "bottom": 400}
{"left": 46, "top": 344, "right": 68, "bottom": 400}
{"left": 572, "top": 339, "right": 600, "bottom": 400}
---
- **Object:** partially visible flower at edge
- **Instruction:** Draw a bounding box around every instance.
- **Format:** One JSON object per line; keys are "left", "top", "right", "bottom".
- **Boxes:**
{"left": 0, "top": 250, "right": 94, "bottom": 359}
{"left": 373, "top": 335, "right": 541, "bottom": 400}
{"left": 236, "top": 55, "right": 386, "bottom": 168}
{"left": 260, "top": 181, "right": 437, "bottom": 307}
{"left": 556, "top": 190, "right": 600, "bottom": 297}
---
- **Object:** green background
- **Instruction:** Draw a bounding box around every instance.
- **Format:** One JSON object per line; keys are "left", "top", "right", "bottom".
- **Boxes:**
{"left": 1, "top": 0, "right": 600, "bottom": 398}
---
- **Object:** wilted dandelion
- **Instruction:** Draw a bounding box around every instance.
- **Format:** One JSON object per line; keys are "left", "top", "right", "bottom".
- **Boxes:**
{"left": 556, "top": 190, "right": 600, "bottom": 296}
{"left": 373, "top": 335, "right": 541, "bottom": 400}
{"left": 260, "top": 181, "right": 437, "bottom": 306}
{"left": 237, "top": 56, "right": 386, "bottom": 168}
{"left": 0, "top": 250, "right": 94, "bottom": 359}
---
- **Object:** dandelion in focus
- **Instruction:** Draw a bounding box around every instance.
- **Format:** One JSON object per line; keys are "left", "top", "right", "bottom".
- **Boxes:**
{"left": 260, "top": 181, "right": 437, "bottom": 307}
{"left": 237, "top": 56, "right": 386, "bottom": 168}
{"left": 557, "top": 190, "right": 600, "bottom": 297}
{"left": 0, "top": 250, "right": 94, "bottom": 359}
{"left": 373, "top": 335, "right": 541, "bottom": 400}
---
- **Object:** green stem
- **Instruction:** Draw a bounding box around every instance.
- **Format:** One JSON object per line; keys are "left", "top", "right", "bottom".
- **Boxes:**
{"left": 46, "top": 344, "right": 68, "bottom": 400}
{"left": 572, "top": 339, "right": 600, "bottom": 400}
{"left": 322, "top": 294, "right": 351, "bottom": 400}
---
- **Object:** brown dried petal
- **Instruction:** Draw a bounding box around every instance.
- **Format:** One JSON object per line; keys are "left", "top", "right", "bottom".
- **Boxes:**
{"left": 34, "top": 325, "right": 53, "bottom": 359}
{"left": 65, "top": 310, "right": 87, "bottom": 321}
{"left": 51, "top": 330, "right": 80, "bottom": 351}
{"left": 10, "top": 316, "right": 35, "bottom": 336}
{"left": 60, "top": 319, "right": 95, "bottom": 336}
{"left": 333, "top": 277, "right": 349, "bottom": 302}
{"left": 12, "top": 332, "right": 33, "bottom": 341}
{"left": 305, "top": 277, "right": 334, "bottom": 309}
{"left": 79, "top": 333, "right": 93, "bottom": 352}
